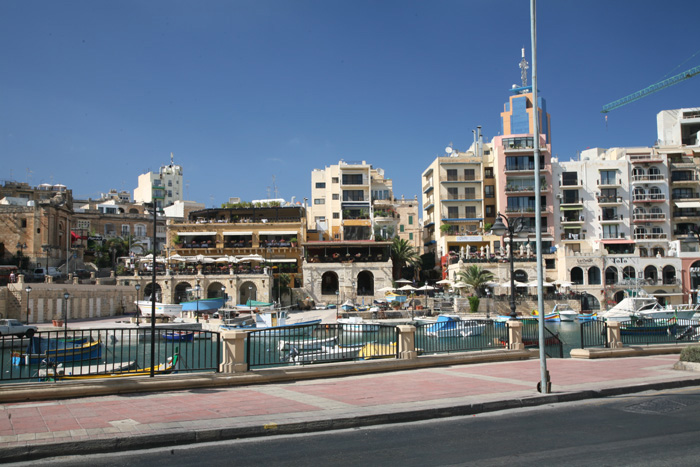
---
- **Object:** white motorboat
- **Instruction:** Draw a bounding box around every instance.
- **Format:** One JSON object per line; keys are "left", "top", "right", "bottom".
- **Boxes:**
{"left": 598, "top": 294, "right": 698, "bottom": 322}
{"left": 135, "top": 301, "right": 183, "bottom": 318}
{"left": 552, "top": 304, "right": 578, "bottom": 322}
{"left": 337, "top": 316, "right": 381, "bottom": 333}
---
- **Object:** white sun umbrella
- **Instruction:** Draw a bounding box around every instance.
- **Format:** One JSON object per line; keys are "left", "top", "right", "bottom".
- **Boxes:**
{"left": 168, "top": 254, "right": 186, "bottom": 262}
{"left": 484, "top": 281, "right": 501, "bottom": 288}
{"left": 526, "top": 280, "right": 554, "bottom": 287}
{"left": 377, "top": 286, "right": 395, "bottom": 293}
{"left": 138, "top": 254, "right": 154, "bottom": 262}
{"left": 500, "top": 281, "right": 529, "bottom": 288}
{"left": 215, "top": 257, "right": 230, "bottom": 263}
{"left": 417, "top": 285, "right": 435, "bottom": 291}
{"left": 395, "top": 278, "right": 412, "bottom": 284}
{"left": 398, "top": 285, "right": 417, "bottom": 292}
{"left": 452, "top": 282, "right": 469, "bottom": 288}
{"left": 435, "top": 279, "right": 453, "bottom": 285}
{"left": 554, "top": 279, "right": 573, "bottom": 288}
{"left": 239, "top": 254, "right": 264, "bottom": 262}
{"left": 200, "top": 257, "right": 216, "bottom": 264}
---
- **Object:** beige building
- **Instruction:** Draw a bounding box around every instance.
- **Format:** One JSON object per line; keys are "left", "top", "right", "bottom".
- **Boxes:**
{"left": 133, "top": 155, "right": 183, "bottom": 208}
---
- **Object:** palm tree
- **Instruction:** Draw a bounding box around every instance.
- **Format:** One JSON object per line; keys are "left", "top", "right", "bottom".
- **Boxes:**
{"left": 391, "top": 237, "right": 421, "bottom": 280}
{"left": 456, "top": 265, "right": 495, "bottom": 297}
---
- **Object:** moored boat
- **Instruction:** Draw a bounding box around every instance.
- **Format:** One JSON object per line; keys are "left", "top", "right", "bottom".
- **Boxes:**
{"left": 42, "top": 351, "right": 180, "bottom": 380}
{"left": 552, "top": 304, "right": 578, "bottom": 322}
{"left": 12, "top": 337, "right": 102, "bottom": 366}
{"left": 337, "top": 316, "right": 381, "bottom": 333}
{"left": 136, "top": 301, "right": 183, "bottom": 318}
{"left": 161, "top": 331, "right": 195, "bottom": 342}
{"left": 578, "top": 312, "right": 598, "bottom": 322}
{"left": 425, "top": 315, "right": 485, "bottom": 338}
{"left": 620, "top": 317, "right": 678, "bottom": 336}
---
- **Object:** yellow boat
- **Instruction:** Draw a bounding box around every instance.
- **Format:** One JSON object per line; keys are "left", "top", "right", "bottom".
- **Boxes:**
{"left": 42, "top": 352, "right": 179, "bottom": 381}
{"left": 358, "top": 342, "right": 397, "bottom": 359}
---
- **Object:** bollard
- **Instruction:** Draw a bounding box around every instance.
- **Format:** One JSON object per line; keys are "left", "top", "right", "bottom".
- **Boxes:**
{"left": 507, "top": 320, "right": 525, "bottom": 350}
{"left": 606, "top": 321, "right": 623, "bottom": 349}
{"left": 220, "top": 330, "right": 249, "bottom": 373}
{"left": 397, "top": 325, "right": 418, "bottom": 360}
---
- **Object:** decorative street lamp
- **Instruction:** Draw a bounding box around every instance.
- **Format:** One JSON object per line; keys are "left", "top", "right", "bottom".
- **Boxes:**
{"left": 194, "top": 284, "right": 202, "bottom": 320}
{"left": 248, "top": 286, "right": 253, "bottom": 313}
{"left": 24, "top": 286, "right": 31, "bottom": 324}
{"left": 490, "top": 212, "right": 524, "bottom": 320}
{"left": 335, "top": 290, "right": 340, "bottom": 320}
{"left": 63, "top": 291, "right": 70, "bottom": 341}
{"left": 135, "top": 283, "right": 141, "bottom": 326}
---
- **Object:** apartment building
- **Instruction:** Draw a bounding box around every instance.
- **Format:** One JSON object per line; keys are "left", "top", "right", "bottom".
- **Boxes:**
{"left": 133, "top": 154, "right": 184, "bottom": 208}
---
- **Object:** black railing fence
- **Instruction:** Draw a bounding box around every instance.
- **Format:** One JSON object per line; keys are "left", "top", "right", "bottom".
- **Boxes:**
{"left": 0, "top": 327, "right": 220, "bottom": 383}
{"left": 521, "top": 322, "right": 564, "bottom": 358}
{"left": 414, "top": 320, "right": 508, "bottom": 355}
{"left": 580, "top": 320, "right": 608, "bottom": 349}
{"left": 620, "top": 317, "right": 698, "bottom": 346}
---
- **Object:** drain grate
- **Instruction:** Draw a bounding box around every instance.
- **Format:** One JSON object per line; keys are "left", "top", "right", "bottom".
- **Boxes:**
{"left": 623, "top": 397, "right": 697, "bottom": 414}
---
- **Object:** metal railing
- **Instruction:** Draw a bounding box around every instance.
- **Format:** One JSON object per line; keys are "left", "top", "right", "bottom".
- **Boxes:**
{"left": 414, "top": 320, "right": 508, "bottom": 355}
{"left": 0, "top": 327, "right": 221, "bottom": 383}
{"left": 580, "top": 320, "right": 607, "bottom": 349}
{"left": 246, "top": 323, "right": 398, "bottom": 369}
{"left": 520, "top": 322, "right": 564, "bottom": 358}
{"left": 620, "top": 317, "right": 697, "bottom": 346}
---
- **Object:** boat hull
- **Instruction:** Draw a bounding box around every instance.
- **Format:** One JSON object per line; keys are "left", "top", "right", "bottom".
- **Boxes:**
{"left": 12, "top": 338, "right": 102, "bottom": 366}
{"left": 181, "top": 298, "right": 225, "bottom": 312}
{"left": 136, "top": 301, "right": 183, "bottom": 318}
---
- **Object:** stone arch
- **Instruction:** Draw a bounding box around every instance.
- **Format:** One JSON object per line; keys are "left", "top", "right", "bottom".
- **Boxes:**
{"left": 652, "top": 246, "right": 665, "bottom": 257}
{"left": 613, "top": 290, "right": 625, "bottom": 304}
{"left": 143, "top": 282, "right": 163, "bottom": 301}
{"left": 571, "top": 267, "right": 584, "bottom": 285}
{"left": 632, "top": 167, "right": 645, "bottom": 177}
{"left": 239, "top": 281, "right": 257, "bottom": 304}
{"left": 357, "top": 270, "right": 374, "bottom": 296}
{"left": 644, "top": 265, "right": 658, "bottom": 285}
{"left": 129, "top": 208, "right": 139, "bottom": 214}
{"left": 207, "top": 281, "right": 225, "bottom": 298}
{"left": 662, "top": 265, "right": 676, "bottom": 285}
{"left": 623, "top": 266, "right": 636, "bottom": 280}
{"left": 605, "top": 266, "right": 618, "bottom": 285}
{"left": 649, "top": 166, "right": 661, "bottom": 176}
{"left": 581, "top": 293, "right": 601, "bottom": 312}
{"left": 321, "top": 271, "right": 339, "bottom": 295}
{"left": 174, "top": 282, "right": 192, "bottom": 304}
{"left": 587, "top": 266, "right": 601, "bottom": 285}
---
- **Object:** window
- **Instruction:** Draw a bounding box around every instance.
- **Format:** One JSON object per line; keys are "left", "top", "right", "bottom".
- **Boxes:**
{"left": 464, "top": 187, "right": 476, "bottom": 199}
{"left": 409, "top": 233, "right": 413, "bottom": 240}
{"left": 562, "top": 172, "right": 578, "bottom": 186}
{"left": 600, "top": 170, "right": 616, "bottom": 185}
{"left": 464, "top": 168, "right": 475, "bottom": 181}
{"left": 603, "top": 224, "right": 619, "bottom": 238}
{"left": 342, "top": 190, "right": 364, "bottom": 202}
{"left": 332, "top": 194, "right": 339, "bottom": 200}
{"left": 465, "top": 206, "right": 476, "bottom": 218}
{"left": 168, "top": 180, "right": 172, "bottom": 187}
{"left": 342, "top": 174, "right": 363, "bottom": 185}
{"left": 485, "top": 205, "right": 494, "bottom": 216}
{"left": 333, "top": 212, "right": 339, "bottom": 219}
{"left": 21, "top": 219, "right": 27, "bottom": 228}
{"left": 332, "top": 177, "right": 339, "bottom": 183}
{"left": 447, "top": 206, "right": 459, "bottom": 218}
{"left": 314, "top": 198, "right": 325, "bottom": 205}
{"left": 484, "top": 186, "right": 494, "bottom": 198}
{"left": 446, "top": 169, "right": 458, "bottom": 181}
{"left": 168, "top": 190, "right": 172, "bottom": 197}
{"left": 134, "top": 224, "right": 146, "bottom": 237}
{"left": 77, "top": 220, "right": 90, "bottom": 229}
{"left": 484, "top": 168, "right": 494, "bottom": 179}
{"left": 121, "top": 225, "right": 130, "bottom": 236}
{"left": 400, "top": 225, "right": 405, "bottom": 232}
{"left": 408, "top": 215, "right": 413, "bottom": 225}
{"left": 447, "top": 187, "right": 459, "bottom": 199}
{"left": 315, "top": 182, "right": 326, "bottom": 188}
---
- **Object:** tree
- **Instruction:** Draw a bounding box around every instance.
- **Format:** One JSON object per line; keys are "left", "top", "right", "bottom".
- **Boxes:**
{"left": 391, "top": 237, "right": 421, "bottom": 280}
{"left": 456, "top": 265, "right": 495, "bottom": 298}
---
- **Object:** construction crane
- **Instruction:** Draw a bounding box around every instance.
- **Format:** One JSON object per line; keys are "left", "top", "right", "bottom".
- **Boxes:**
{"left": 601, "top": 64, "right": 700, "bottom": 113}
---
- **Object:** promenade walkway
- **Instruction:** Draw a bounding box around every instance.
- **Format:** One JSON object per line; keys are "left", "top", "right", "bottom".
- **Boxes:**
{"left": 1, "top": 354, "right": 699, "bottom": 462}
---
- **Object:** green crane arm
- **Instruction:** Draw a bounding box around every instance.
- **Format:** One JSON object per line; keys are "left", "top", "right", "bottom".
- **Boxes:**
{"left": 602, "top": 64, "right": 700, "bottom": 113}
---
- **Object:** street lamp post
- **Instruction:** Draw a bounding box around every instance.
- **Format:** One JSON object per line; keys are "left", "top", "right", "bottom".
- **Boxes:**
{"left": 490, "top": 212, "right": 523, "bottom": 320}
{"left": 249, "top": 286, "right": 253, "bottom": 313}
{"left": 336, "top": 290, "right": 339, "bottom": 320}
{"left": 135, "top": 284, "right": 141, "bottom": 326}
{"left": 63, "top": 292, "right": 70, "bottom": 342}
{"left": 195, "top": 285, "right": 201, "bottom": 320}
{"left": 24, "top": 286, "right": 31, "bottom": 324}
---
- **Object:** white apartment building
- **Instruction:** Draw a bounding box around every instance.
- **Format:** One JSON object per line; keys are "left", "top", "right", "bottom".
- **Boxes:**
{"left": 308, "top": 161, "right": 395, "bottom": 241}
{"left": 134, "top": 156, "right": 184, "bottom": 208}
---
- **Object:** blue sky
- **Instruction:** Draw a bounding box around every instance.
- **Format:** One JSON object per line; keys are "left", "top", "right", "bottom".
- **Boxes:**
{"left": 2, "top": 1, "right": 700, "bottom": 207}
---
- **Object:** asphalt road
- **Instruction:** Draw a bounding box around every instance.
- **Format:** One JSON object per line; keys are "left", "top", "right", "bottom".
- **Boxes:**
{"left": 18, "top": 387, "right": 700, "bottom": 466}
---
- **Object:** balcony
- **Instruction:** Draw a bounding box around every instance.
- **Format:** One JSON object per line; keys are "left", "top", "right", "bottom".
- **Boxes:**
{"left": 672, "top": 210, "right": 700, "bottom": 220}
{"left": 423, "top": 184, "right": 434, "bottom": 194}
{"left": 559, "top": 180, "right": 582, "bottom": 188}
{"left": 632, "top": 193, "right": 666, "bottom": 203}
{"left": 631, "top": 174, "right": 665, "bottom": 183}
{"left": 671, "top": 173, "right": 700, "bottom": 185}
{"left": 630, "top": 154, "right": 664, "bottom": 163}
{"left": 632, "top": 212, "right": 666, "bottom": 222}
{"left": 560, "top": 215, "right": 584, "bottom": 225}
{"left": 560, "top": 197, "right": 584, "bottom": 207}
{"left": 598, "top": 178, "right": 623, "bottom": 187}
{"left": 505, "top": 184, "right": 549, "bottom": 195}
{"left": 600, "top": 214, "right": 624, "bottom": 223}
{"left": 597, "top": 195, "right": 623, "bottom": 205}
{"left": 634, "top": 232, "right": 668, "bottom": 241}
{"left": 441, "top": 176, "right": 482, "bottom": 183}
{"left": 502, "top": 137, "right": 535, "bottom": 151}
{"left": 669, "top": 157, "right": 697, "bottom": 169}
{"left": 561, "top": 232, "right": 585, "bottom": 241}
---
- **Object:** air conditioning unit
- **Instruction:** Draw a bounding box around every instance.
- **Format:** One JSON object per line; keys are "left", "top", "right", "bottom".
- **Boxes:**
{"left": 620, "top": 232, "right": 626, "bottom": 238}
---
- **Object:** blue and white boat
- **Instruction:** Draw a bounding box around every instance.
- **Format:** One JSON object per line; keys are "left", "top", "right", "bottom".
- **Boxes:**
{"left": 222, "top": 310, "right": 321, "bottom": 337}
{"left": 337, "top": 317, "right": 381, "bottom": 333}
{"left": 181, "top": 297, "right": 225, "bottom": 313}
{"left": 425, "top": 315, "right": 485, "bottom": 338}
{"left": 12, "top": 336, "right": 102, "bottom": 366}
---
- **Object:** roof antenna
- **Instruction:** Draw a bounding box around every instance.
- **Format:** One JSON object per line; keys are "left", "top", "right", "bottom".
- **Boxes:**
{"left": 519, "top": 47, "right": 529, "bottom": 87}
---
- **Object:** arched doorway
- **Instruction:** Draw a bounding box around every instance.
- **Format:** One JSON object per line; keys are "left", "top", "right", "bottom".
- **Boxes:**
{"left": 662, "top": 266, "right": 676, "bottom": 285}
{"left": 240, "top": 281, "right": 257, "bottom": 304}
{"left": 605, "top": 267, "right": 618, "bottom": 285}
{"left": 321, "top": 271, "right": 339, "bottom": 295}
{"left": 357, "top": 271, "right": 374, "bottom": 296}
{"left": 644, "top": 265, "right": 658, "bottom": 285}
{"left": 207, "top": 281, "right": 225, "bottom": 298}
{"left": 143, "top": 283, "right": 163, "bottom": 301}
{"left": 613, "top": 290, "right": 626, "bottom": 304}
{"left": 571, "top": 267, "right": 584, "bottom": 285}
{"left": 581, "top": 293, "right": 601, "bottom": 312}
{"left": 587, "top": 267, "right": 601, "bottom": 285}
{"left": 174, "top": 282, "right": 191, "bottom": 304}
{"left": 622, "top": 266, "right": 636, "bottom": 281}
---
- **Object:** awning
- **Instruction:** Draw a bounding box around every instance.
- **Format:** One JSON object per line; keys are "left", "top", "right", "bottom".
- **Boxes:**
{"left": 269, "top": 258, "right": 297, "bottom": 263}
{"left": 223, "top": 231, "right": 253, "bottom": 236}
{"left": 599, "top": 239, "right": 635, "bottom": 244}
{"left": 176, "top": 231, "right": 216, "bottom": 236}
{"left": 258, "top": 231, "right": 298, "bottom": 236}
{"left": 560, "top": 206, "right": 583, "bottom": 211}
{"left": 651, "top": 292, "right": 685, "bottom": 296}
{"left": 675, "top": 201, "right": 700, "bottom": 208}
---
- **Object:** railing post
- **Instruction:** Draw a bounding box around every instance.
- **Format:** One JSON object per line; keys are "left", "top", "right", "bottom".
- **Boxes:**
{"left": 507, "top": 321, "right": 525, "bottom": 350}
{"left": 397, "top": 325, "right": 417, "bottom": 359}
{"left": 219, "top": 330, "right": 248, "bottom": 373}
{"left": 606, "top": 321, "right": 623, "bottom": 348}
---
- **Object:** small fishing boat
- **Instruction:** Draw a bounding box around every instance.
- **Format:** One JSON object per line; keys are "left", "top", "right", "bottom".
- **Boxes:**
{"left": 161, "top": 330, "right": 195, "bottom": 342}
{"left": 42, "top": 351, "right": 179, "bottom": 380}
{"left": 286, "top": 343, "right": 364, "bottom": 364}
{"left": 278, "top": 336, "right": 338, "bottom": 351}
{"left": 12, "top": 337, "right": 102, "bottom": 366}
{"left": 337, "top": 316, "right": 381, "bottom": 333}
{"left": 181, "top": 297, "right": 225, "bottom": 313}
{"left": 136, "top": 301, "right": 183, "bottom": 318}
{"left": 578, "top": 312, "right": 598, "bottom": 322}
{"left": 358, "top": 342, "right": 397, "bottom": 359}
{"left": 39, "top": 360, "right": 138, "bottom": 379}
{"left": 620, "top": 317, "right": 678, "bottom": 336}
{"left": 531, "top": 310, "right": 561, "bottom": 322}
{"left": 341, "top": 300, "right": 357, "bottom": 312}
{"left": 225, "top": 310, "right": 321, "bottom": 337}
{"left": 425, "top": 315, "right": 485, "bottom": 338}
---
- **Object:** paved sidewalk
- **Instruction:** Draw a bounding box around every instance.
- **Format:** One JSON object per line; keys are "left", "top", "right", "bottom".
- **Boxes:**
{"left": 1, "top": 354, "right": 699, "bottom": 462}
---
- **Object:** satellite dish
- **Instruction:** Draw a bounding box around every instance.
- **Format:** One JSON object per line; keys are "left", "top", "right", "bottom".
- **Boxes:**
{"left": 445, "top": 147, "right": 453, "bottom": 154}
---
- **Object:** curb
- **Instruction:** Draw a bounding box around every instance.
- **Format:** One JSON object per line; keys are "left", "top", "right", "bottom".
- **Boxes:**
{"left": 3, "top": 376, "right": 700, "bottom": 463}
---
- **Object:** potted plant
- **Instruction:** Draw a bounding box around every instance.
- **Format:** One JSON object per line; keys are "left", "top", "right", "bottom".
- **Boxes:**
{"left": 290, "top": 237, "right": 298, "bottom": 247}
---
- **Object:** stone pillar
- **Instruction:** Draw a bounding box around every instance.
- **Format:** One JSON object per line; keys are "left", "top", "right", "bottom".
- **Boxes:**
{"left": 606, "top": 321, "right": 623, "bottom": 349}
{"left": 46, "top": 275, "right": 53, "bottom": 284}
{"left": 507, "top": 321, "right": 525, "bottom": 350}
{"left": 397, "top": 325, "right": 417, "bottom": 360}
{"left": 220, "top": 330, "right": 249, "bottom": 373}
